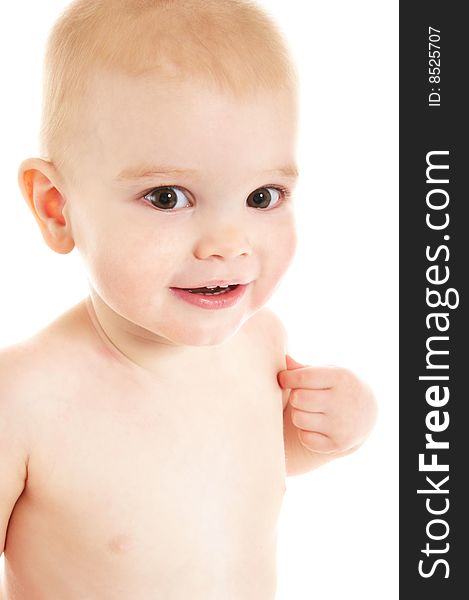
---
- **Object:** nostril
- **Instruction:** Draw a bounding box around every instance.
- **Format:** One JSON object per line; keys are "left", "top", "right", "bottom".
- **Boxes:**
{"left": 194, "top": 236, "right": 251, "bottom": 260}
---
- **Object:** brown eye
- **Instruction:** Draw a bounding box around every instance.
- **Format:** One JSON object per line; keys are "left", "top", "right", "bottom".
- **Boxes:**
{"left": 246, "top": 187, "right": 282, "bottom": 209}
{"left": 144, "top": 187, "right": 190, "bottom": 210}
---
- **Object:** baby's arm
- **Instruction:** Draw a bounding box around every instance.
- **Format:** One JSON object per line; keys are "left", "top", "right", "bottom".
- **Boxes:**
{"left": 0, "top": 350, "right": 30, "bottom": 589}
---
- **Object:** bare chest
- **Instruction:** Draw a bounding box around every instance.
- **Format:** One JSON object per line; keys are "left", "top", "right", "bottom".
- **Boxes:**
{"left": 9, "top": 365, "right": 286, "bottom": 595}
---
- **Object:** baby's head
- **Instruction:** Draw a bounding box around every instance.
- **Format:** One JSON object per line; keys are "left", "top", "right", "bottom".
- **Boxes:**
{"left": 19, "top": 0, "right": 299, "bottom": 347}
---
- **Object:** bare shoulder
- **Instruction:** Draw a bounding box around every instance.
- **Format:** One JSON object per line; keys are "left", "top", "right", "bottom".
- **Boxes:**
{"left": 0, "top": 342, "right": 42, "bottom": 484}
{"left": 242, "top": 307, "right": 288, "bottom": 353}
{"left": 0, "top": 340, "right": 52, "bottom": 432}
{"left": 0, "top": 304, "right": 91, "bottom": 483}
{"left": 0, "top": 327, "right": 81, "bottom": 553}
{"left": 241, "top": 308, "right": 289, "bottom": 410}
{"left": 0, "top": 344, "right": 34, "bottom": 553}
{"left": 0, "top": 341, "right": 42, "bottom": 408}
{"left": 0, "top": 300, "right": 91, "bottom": 420}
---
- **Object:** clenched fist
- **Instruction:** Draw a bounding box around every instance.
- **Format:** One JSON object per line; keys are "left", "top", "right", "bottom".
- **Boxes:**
{"left": 278, "top": 355, "right": 377, "bottom": 455}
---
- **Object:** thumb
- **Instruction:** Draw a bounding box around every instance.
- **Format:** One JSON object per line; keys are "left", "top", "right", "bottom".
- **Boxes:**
{"left": 278, "top": 354, "right": 307, "bottom": 388}
{"left": 285, "top": 354, "right": 306, "bottom": 370}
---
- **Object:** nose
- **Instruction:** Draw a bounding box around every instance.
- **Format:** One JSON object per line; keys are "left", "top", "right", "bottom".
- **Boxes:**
{"left": 193, "top": 224, "right": 251, "bottom": 260}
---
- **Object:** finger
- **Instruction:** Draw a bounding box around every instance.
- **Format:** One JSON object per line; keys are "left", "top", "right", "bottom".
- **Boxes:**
{"left": 278, "top": 366, "right": 339, "bottom": 390}
{"left": 297, "top": 430, "right": 338, "bottom": 454}
{"left": 285, "top": 354, "right": 305, "bottom": 370}
{"left": 290, "top": 408, "right": 329, "bottom": 434}
{"left": 289, "top": 388, "right": 330, "bottom": 413}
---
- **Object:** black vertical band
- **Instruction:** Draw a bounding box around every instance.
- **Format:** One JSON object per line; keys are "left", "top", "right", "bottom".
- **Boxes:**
{"left": 400, "top": 1, "right": 467, "bottom": 596}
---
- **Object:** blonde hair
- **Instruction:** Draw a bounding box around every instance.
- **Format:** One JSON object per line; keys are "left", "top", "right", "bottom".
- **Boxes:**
{"left": 40, "top": 0, "right": 298, "bottom": 184}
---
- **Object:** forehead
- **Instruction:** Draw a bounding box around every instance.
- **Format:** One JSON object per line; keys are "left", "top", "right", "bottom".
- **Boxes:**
{"left": 79, "top": 68, "right": 298, "bottom": 182}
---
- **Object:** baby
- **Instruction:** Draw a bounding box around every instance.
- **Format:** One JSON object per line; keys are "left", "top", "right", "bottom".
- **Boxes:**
{"left": 0, "top": 1, "right": 377, "bottom": 598}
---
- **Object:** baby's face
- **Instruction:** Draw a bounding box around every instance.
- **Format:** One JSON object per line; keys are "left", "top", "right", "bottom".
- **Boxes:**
{"left": 65, "top": 70, "right": 298, "bottom": 346}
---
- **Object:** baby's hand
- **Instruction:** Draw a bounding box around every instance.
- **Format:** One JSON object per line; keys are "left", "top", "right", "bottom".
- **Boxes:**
{"left": 277, "top": 355, "right": 377, "bottom": 455}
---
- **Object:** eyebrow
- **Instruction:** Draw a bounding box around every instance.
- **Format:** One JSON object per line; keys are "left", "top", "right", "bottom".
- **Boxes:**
{"left": 115, "top": 164, "right": 300, "bottom": 182}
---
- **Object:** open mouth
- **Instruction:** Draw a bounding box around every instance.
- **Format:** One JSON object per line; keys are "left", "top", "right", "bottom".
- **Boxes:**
{"left": 180, "top": 284, "right": 239, "bottom": 295}
{"left": 169, "top": 283, "right": 249, "bottom": 309}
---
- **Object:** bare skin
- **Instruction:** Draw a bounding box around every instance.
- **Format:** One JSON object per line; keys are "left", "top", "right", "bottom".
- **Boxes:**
{"left": 0, "top": 63, "right": 376, "bottom": 600}
{"left": 2, "top": 69, "right": 296, "bottom": 599}
{"left": 1, "top": 298, "right": 288, "bottom": 600}
{"left": 1, "top": 64, "right": 377, "bottom": 600}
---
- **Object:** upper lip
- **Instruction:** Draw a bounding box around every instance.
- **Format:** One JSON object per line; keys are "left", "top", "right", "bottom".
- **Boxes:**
{"left": 172, "top": 279, "right": 250, "bottom": 289}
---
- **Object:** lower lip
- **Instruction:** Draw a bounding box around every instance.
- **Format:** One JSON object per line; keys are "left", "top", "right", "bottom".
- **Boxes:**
{"left": 169, "top": 284, "right": 249, "bottom": 310}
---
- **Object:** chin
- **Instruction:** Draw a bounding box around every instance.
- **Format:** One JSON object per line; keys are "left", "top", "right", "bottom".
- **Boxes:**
{"left": 180, "top": 326, "right": 238, "bottom": 347}
{"left": 163, "top": 316, "right": 248, "bottom": 347}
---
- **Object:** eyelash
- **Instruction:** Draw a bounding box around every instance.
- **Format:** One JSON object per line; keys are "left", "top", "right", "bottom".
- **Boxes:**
{"left": 139, "top": 185, "right": 292, "bottom": 211}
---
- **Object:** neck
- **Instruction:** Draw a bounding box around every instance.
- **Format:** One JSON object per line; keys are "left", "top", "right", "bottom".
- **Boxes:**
{"left": 84, "top": 292, "right": 233, "bottom": 376}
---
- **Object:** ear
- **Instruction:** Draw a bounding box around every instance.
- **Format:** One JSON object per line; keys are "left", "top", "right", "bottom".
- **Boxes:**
{"left": 17, "top": 157, "right": 75, "bottom": 254}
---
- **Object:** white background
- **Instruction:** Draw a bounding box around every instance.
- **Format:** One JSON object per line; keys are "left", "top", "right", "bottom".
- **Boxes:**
{"left": 0, "top": 1, "right": 398, "bottom": 598}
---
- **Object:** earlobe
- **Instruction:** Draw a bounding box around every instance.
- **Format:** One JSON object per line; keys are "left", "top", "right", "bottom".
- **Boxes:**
{"left": 17, "top": 157, "right": 75, "bottom": 255}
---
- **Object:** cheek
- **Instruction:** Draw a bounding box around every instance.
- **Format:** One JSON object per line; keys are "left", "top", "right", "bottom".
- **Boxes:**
{"left": 75, "top": 213, "right": 181, "bottom": 308}
{"left": 263, "top": 214, "right": 298, "bottom": 277}
{"left": 279, "top": 224, "right": 298, "bottom": 268}
{"left": 249, "top": 214, "right": 297, "bottom": 310}
{"left": 93, "top": 250, "right": 174, "bottom": 304}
